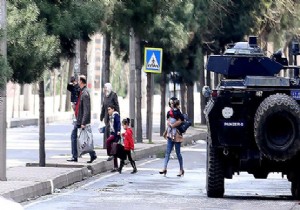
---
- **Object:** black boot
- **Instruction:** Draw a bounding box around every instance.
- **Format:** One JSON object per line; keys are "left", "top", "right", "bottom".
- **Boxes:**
{"left": 118, "top": 160, "right": 125, "bottom": 174}
{"left": 130, "top": 161, "right": 137, "bottom": 174}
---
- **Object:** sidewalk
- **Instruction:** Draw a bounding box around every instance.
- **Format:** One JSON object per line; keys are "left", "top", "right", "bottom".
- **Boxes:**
{"left": 0, "top": 125, "right": 207, "bottom": 203}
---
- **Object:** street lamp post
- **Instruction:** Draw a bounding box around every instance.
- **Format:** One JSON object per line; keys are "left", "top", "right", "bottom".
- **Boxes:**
{"left": 0, "top": 0, "right": 7, "bottom": 181}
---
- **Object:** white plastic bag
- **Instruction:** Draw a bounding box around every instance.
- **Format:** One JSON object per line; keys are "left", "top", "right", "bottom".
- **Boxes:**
{"left": 98, "top": 121, "right": 106, "bottom": 133}
{"left": 77, "top": 125, "right": 94, "bottom": 156}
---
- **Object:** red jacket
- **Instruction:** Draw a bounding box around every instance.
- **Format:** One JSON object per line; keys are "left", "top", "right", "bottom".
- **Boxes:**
{"left": 122, "top": 128, "right": 134, "bottom": 151}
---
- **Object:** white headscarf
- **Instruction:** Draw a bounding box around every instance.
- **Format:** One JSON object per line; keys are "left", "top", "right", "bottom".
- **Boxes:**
{"left": 104, "top": 83, "right": 112, "bottom": 96}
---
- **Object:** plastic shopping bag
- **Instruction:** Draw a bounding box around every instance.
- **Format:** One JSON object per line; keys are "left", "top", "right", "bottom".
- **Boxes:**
{"left": 98, "top": 121, "right": 105, "bottom": 133}
{"left": 77, "top": 125, "right": 94, "bottom": 156}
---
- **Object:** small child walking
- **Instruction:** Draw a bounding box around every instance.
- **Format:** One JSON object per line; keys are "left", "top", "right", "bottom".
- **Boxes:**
{"left": 118, "top": 118, "right": 137, "bottom": 174}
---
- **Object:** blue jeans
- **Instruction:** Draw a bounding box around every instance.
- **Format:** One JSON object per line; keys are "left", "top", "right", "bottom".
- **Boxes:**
{"left": 71, "top": 125, "right": 78, "bottom": 159}
{"left": 163, "top": 138, "right": 183, "bottom": 170}
{"left": 71, "top": 124, "right": 97, "bottom": 159}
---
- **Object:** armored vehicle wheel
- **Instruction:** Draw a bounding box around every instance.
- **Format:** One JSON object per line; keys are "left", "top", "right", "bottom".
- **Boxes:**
{"left": 254, "top": 94, "right": 300, "bottom": 161}
{"left": 291, "top": 180, "right": 300, "bottom": 199}
{"left": 206, "top": 143, "right": 224, "bottom": 198}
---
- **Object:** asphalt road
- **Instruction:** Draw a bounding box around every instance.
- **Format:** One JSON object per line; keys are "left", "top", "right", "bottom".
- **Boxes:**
{"left": 22, "top": 140, "right": 300, "bottom": 210}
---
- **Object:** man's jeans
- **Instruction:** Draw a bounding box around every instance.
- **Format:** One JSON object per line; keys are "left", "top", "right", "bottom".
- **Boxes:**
{"left": 71, "top": 125, "right": 78, "bottom": 159}
{"left": 71, "top": 124, "right": 96, "bottom": 159}
{"left": 163, "top": 137, "right": 183, "bottom": 170}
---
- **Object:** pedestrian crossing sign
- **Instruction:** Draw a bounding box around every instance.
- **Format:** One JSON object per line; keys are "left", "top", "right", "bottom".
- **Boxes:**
{"left": 144, "top": 47, "right": 163, "bottom": 73}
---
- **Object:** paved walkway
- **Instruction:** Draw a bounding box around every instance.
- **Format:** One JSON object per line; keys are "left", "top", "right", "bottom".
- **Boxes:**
{"left": 1, "top": 124, "right": 207, "bottom": 203}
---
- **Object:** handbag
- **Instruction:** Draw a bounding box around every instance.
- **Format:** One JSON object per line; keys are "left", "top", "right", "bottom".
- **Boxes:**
{"left": 77, "top": 125, "right": 94, "bottom": 156}
{"left": 110, "top": 135, "right": 121, "bottom": 155}
{"left": 110, "top": 142, "right": 119, "bottom": 155}
{"left": 115, "top": 144, "right": 126, "bottom": 160}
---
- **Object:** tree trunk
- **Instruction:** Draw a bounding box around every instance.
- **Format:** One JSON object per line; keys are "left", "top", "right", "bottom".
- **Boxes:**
{"left": 135, "top": 34, "right": 142, "bottom": 143}
{"left": 288, "top": 41, "right": 294, "bottom": 78}
{"left": 80, "top": 40, "right": 88, "bottom": 77}
{"left": 12, "top": 83, "right": 16, "bottom": 118}
{"left": 23, "top": 84, "right": 32, "bottom": 111}
{"left": 160, "top": 72, "right": 166, "bottom": 136}
{"left": 103, "top": 32, "right": 111, "bottom": 84}
{"left": 129, "top": 28, "right": 136, "bottom": 138}
{"left": 198, "top": 47, "right": 206, "bottom": 125}
{"left": 0, "top": 86, "right": 7, "bottom": 180}
{"left": 33, "top": 83, "right": 37, "bottom": 116}
{"left": 0, "top": 0, "right": 7, "bottom": 181}
{"left": 65, "top": 58, "right": 74, "bottom": 111}
{"left": 39, "top": 80, "right": 46, "bottom": 167}
{"left": 206, "top": 53, "right": 211, "bottom": 87}
{"left": 146, "top": 73, "right": 153, "bottom": 142}
{"left": 102, "top": 32, "right": 111, "bottom": 149}
{"left": 52, "top": 71, "right": 56, "bottom": 113}
{"left": 58, "top": 63, "right": 65, "bottom": 112}
{"left": 187, "top": 83, "right": 194, "bottom": 126}
{"left": 180, "top": 83, "right": 186, "bottom": 113}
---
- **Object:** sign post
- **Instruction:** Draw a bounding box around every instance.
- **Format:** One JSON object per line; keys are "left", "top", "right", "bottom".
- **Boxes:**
{"left": 144, "top": 48, "right": 163, "bottom": 142}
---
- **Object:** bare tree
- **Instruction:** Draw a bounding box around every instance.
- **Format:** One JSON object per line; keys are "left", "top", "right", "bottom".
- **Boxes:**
{"left": 160, "top": 72, "right": 167, "bottom": 136}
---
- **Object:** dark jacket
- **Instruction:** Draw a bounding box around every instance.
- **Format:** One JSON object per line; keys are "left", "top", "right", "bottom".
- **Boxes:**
{"left": 109, "top": 111, "right": 121, "bottom": 138}
{"left": 167, "top": 108, "right": 184, "bottom": 121}
{"left": 67, "top": 83, "right": 80, "bottom": 103}
{"left": 100, "top": 91, "right": 119, "bottom": 125}
{"left": 77, "top": 86, "right": 91, "bottom": 126}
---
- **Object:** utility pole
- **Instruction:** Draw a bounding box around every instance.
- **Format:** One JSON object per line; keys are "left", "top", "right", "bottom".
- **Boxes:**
{"left": 0, "top": 0, "right": 7, "bottom": 181}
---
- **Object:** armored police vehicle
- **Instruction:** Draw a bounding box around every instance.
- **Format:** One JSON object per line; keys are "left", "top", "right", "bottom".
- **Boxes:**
{"left": 203, "top": 36, "right": 300, "bottom": 199}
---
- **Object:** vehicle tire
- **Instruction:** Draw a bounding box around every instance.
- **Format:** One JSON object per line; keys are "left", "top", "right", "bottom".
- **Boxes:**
{"left": 206, "top": 141, "right": 224, "bottom": 198}
{"left": 254, "top": 94, "right": 300, "bottom": 161}
{"left": 291, "top": 180, "right": 300, "bottom": 199}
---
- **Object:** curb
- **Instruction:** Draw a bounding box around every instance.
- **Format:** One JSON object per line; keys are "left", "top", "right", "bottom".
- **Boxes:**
{"left": 1, "top": 167, "right": 90, "bottom": 203}
{"left": 1, "top": 181, "right": 51, "bottom": 203}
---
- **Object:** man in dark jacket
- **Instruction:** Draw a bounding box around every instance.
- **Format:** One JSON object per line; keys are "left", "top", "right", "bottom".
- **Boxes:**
{"left": 67, "top": 75, "right": 97, "bottom": 163}
{"left": 100, "top": 83, "right": 120, "bottom": 148}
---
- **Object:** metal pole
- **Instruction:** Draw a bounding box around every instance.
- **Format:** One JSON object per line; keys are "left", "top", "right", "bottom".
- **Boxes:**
{"left": 146, "top": 73, "right": 154, "bottom": 143}
{"left": 0, "top": 0, "right": 7, "bottom": 181}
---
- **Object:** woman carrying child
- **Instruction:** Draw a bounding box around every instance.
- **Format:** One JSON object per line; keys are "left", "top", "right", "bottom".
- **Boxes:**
{"left": 118, "top": 118, "right": 137, "bottom": 174}
{"left": 159, "top": 97, "right": 185, "bottom": 177}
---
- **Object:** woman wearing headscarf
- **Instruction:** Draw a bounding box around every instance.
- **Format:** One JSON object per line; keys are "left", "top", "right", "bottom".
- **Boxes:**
{"left": 100, "top": 83, "right": 120, "bottom": 172}
{"left": 100, "top": 83, "right": 120, "bottom": 125}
